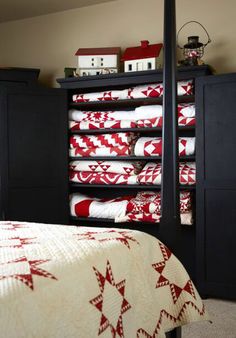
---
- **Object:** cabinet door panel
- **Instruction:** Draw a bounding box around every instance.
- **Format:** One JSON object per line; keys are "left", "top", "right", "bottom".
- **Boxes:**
{"left": 205, "top": 190, "right": 236, "bottom": 284}
{"left": 196, "top": 73, "right": 236, "bottom": 300}
{"left": 203, "top": 82, "right": 236, "bottom": 182}
{"left": 0, "top": 87, "right": 69, "bottom": 224}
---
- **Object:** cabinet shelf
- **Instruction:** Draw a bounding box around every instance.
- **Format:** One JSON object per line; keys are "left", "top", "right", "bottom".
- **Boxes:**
{"left": 69, "top": 155, "right": 195, "bottom": 161}
{"left": 70, "top": 215, "right": 159, "bottom": 226}
{"left": 70, "top": 95, "right": 195, "bottom": 110}
{"left": 69, "top": 183, "right": 195, "bottom": 190}
{"left": 69, "top": 125, "right": 195, "bottom": 135}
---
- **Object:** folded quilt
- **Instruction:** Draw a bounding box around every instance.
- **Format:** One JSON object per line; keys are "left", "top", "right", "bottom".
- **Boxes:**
{"left": 128, "top": 80, "right": 194, "bottom": 99}
{"left": 0, "top": 221, "right": 208, "bottom": 338}
{"left": 70, "top": 132, "right": 137, "bottom": 149}
{"left": 134, "top": 137, "right": 195, "bottom": 156}
{"left": 70, "top": 193, "right": 132, "bottom": 219}
{"left": 127, "top": 191, "right": 161, "bottom": 214}
{"left": 69, "top": 171, "right": 138, "bottom": 185}
{"left": 115, "top": 211, "right": 193, "bottom": 225}
{"left": 69, "top": 119, "right": 136, "bottom": 131}
{"left": 69, "top": 103, "right": 194, "bottom": 123}
{"left": 136, "top": 116, "right": 195, "bottom": 128}
{"left": 138, "top": 162, "right": 196, "bottom": 185}
{"left": 69, "top": 144, "right": 133, "bottom": 157}
{"left": 126, "top": 191, "right": 192, "bottom": 215}
{"left": 72, "top": 89, "right": 129, "bottom": 102}
{"left": 116, "top": 191, "right": 193, "bottom": 225}
{"left": 69, "top": 106, "right": 162, "bottom": 122}
{"left": 72, "top": 80, "right": 193, "bottom": 103}
{"left": 69, "top": 160, "right": 143, "bottom": 175}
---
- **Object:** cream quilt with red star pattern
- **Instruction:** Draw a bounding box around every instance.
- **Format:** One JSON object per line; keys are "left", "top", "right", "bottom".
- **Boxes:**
{"left": 0, "top": 221, "right": 208, "bottom": 337}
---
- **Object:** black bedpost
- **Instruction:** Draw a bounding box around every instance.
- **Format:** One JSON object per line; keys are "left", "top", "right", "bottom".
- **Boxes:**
{"left": 161, "top": 0, "right": 180, "bottom": 235}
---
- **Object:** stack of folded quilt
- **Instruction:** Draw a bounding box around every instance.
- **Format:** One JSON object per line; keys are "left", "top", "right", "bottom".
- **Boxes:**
{"left": 115, "top": 191, "right": 193, "bottom": 225}
{"left": 70, "top": 191, "right": 193, "bottom": 225}
{"left": 69, "top": 103, "right": 195, "bottom": 132}
{"left": 137, "top": 162, "right": 196, "bottom": 185}
{"left": 69, "top": 132, "right": 137, "bottom": 157}
{"left": 69, "top": 161, "right": 196, "bottom": 186}
{"left": 134, "top": 136, "right": 195, "bottom": 156}
{"left": 72, "top": 79, "right": 193, "bottom": 103}
{"left": 69, "top": 160, "right": 142, "bottom": 185}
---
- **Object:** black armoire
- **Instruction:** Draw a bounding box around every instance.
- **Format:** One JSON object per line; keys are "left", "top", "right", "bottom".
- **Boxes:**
{"left": 196, "top": 73, "right": 236, "bottom": 300}
{"left": 0, "top": 68, "right": 69, "bottom": 224}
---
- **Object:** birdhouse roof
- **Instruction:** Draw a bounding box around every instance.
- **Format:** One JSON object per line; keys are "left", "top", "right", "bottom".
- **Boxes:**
{"left": 75, "top": 47, "right": 121, "bottom": 56}
{"left": 121, "top": 41, "right": 163, "bottom": 61}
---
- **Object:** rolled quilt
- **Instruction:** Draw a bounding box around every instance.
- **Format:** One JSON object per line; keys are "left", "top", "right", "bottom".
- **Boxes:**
{"left": 72, "top": 89, "right": 129, "bottom": 103}
{"left": 134, "top": 137, "right": 195, "bottom": 156}
{"left": 69, "top": 132, "right": 137, "bottom": 149}
{"left": 69, "top": 160, "right": 143, "bottom": 175}
{"left": 69, "top": 145, "right": 133, "bottom": 157}
{"left": 127, "top": 80, "right": 194, "bottom": 99}
{"left": 70, "top": 193, "right": 132, "bottom": 219}
{"left": 69, "top": 120, "right": 137, "bottom": 131}
{"left": 69, "top": 171, "right": 138, "bottom": 185}
{"left": 137, "top": 162, "right": 196, "bottom": 185}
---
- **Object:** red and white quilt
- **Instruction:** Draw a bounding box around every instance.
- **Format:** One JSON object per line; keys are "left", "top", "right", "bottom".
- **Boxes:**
{"left": 72, "top": 80, "right": 193, "bottom": 103}
{"left": 69, "top": 171, "right": 138, "bottom": 185}
{"left": 137, "top": 162, "right": 196, "bottom": 185}
{"left": 69, "top": 145, "right": 134, "bottom": 157}
{"left": 134, "top": 137, "right": 195, "bottom": 157}
{"left": 128, "top": 80, "right": 194, "bottom": 99}
{"left": 70, "top": 193, "right": 132, "bottom": 219}
{"left": 70, "top": 132, "right": 137, "bottom": 149}
{"left": 0, "top": 221, "right": 208, "bottom": 337}
{"left": 69, "top": 120, "right": 137, "bottom": 131}
{"left": 72, "top": 89, "right": 129, "bottom": 103}
{"left": 69, "top": 160, "right": 143, "bottom": 175}
{"left": 116, "top": 191, "right": 193, "bottom": 225}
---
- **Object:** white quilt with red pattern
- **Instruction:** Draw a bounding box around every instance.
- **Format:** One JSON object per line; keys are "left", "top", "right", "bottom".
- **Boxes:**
{"left": 0, "top": 221, "right": 208, "bottom": 338}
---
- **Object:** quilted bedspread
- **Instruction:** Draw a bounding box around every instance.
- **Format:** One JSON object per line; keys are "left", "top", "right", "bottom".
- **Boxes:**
{"left": 0, "top": 221, "right": 208, "bottom": 338}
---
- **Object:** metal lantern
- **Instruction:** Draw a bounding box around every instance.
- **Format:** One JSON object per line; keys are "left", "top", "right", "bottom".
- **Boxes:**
{"left": 177, "top": 21, "right": 211, "bottom": 66}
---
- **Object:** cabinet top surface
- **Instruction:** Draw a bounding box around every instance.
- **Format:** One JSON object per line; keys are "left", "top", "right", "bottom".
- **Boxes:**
{"left": 57, "top": 65, "right": 212, "bottom": 89}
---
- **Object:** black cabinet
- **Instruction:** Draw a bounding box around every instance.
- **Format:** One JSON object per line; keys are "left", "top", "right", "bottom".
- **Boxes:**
{"left": 57, "top": 66, "right": 212, "bottom": 280}
{"left": 0, "top": 86, "right": 69, "bottom": 224}
{"left": 196, "top": 73, "right": 236, "bottom": 300}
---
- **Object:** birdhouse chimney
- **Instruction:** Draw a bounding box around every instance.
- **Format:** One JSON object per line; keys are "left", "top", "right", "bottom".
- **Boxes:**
{"left": 141, "top": 40, "right": 149, "bottom": 48}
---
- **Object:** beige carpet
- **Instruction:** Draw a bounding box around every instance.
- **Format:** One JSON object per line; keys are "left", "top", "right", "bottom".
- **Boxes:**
{"left": 182, "top": 298, "right": 236, "bottom": 338}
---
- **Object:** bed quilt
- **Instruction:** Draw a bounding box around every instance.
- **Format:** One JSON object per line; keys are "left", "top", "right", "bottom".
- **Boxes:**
{"left": 0, "top": 221, "right": 208, "bottom": 338}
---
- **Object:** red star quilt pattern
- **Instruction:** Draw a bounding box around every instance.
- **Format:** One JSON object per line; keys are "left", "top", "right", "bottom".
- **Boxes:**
{"left": 0, "top": 221, "right": 208, "bottom": 337}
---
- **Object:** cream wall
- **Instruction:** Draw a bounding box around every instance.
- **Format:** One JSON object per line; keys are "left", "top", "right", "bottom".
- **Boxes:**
{"left": 0, "top": 0, "right": 235, "bottom": 87}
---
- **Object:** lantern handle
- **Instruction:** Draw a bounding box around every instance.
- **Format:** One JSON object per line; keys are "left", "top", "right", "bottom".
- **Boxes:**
{"left": 177, "top": 20, "right": 211, "bottom": 49}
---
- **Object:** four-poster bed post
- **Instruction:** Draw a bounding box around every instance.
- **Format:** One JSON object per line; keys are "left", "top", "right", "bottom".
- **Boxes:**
{"left": 161, "top": 0, "right": 180, "bottom": 242}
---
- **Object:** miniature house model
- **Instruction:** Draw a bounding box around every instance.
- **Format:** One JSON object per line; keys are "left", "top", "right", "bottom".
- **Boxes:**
{"left": 122, "top": 41, "right": 163, "bottom": 72}
{"left": 75, "top": 47, "right": 121, "bottom": 76}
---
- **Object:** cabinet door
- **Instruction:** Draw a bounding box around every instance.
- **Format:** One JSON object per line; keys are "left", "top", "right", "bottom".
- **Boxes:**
{"left": 196, "top": 73, "right": 236, "bottom": 300}
{"left": 0, "top": 86, "right": 69, "bottom": 224}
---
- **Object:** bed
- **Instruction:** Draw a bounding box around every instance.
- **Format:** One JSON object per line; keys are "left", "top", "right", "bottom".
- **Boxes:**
{"left": 0, "top": 221, "right": 208, "bottom": 337}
